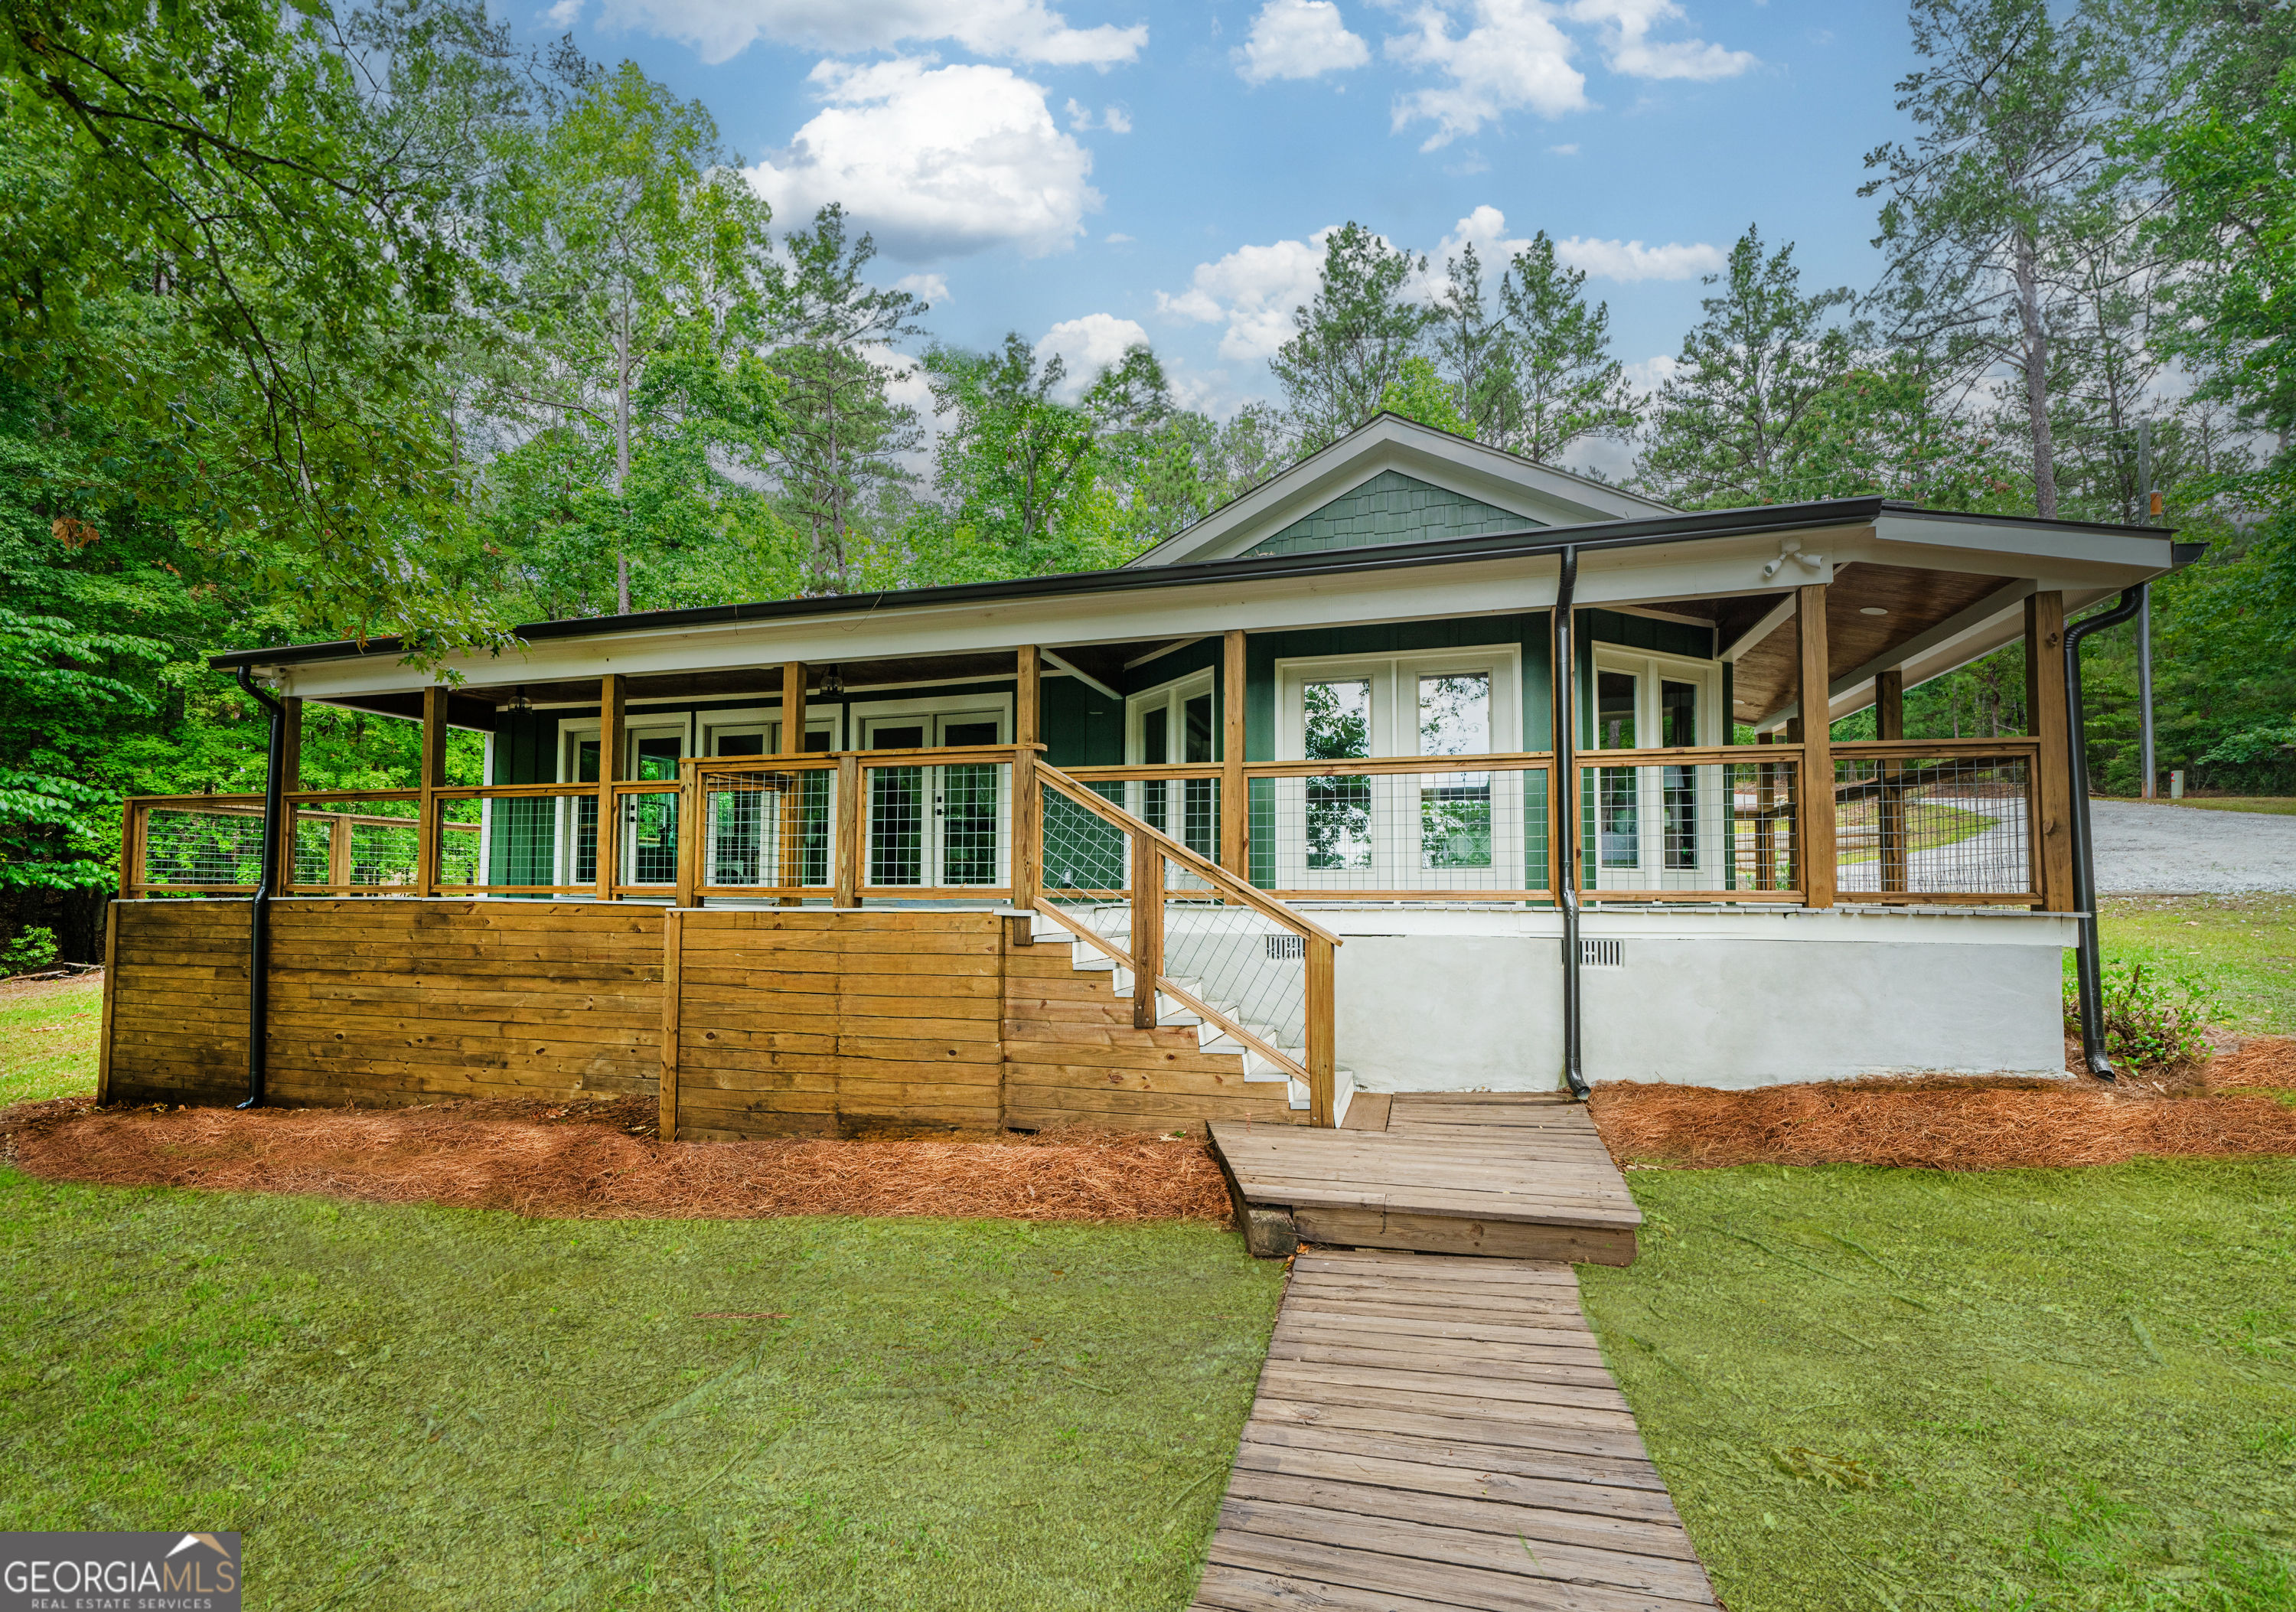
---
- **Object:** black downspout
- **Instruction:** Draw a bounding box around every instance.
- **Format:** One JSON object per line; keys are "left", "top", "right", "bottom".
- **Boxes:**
{"left": 2063, "top": 586, "right": 2146, "bottom": 1080}
{"left": 236, "top": 667, "right": 286, "bottom": 1109}
{"left": 1554, "top": 549, "right": 1587, "bottom": 1099}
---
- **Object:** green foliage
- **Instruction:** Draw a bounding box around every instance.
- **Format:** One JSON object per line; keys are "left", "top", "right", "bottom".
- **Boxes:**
{"left": 2064, "top": 960, "right": 2219, "bottom": 1073}
{"left": 1636, "top": 225, "right": 1854, "bottom": 507}
{"left": 1487, "top": 232, "right": 1642, "bottom": 464}
{"left": 1, "top": 925, "right": 57, "bottom": 974}
{"left": 2091, "top": 896, "right": 2296, "bottom": 1037}
{"left": 1375, "top": 355, "right": 1468, "bottom": 435}
{"left": 1272, "top": 222, "right": 1432, "bottom": 452}
{"left": 1580, "top": 1159, "right": 2296, "bottom": 1610}
{"left": 0, "top": 1174, "right": 1281, "bottom": 1607}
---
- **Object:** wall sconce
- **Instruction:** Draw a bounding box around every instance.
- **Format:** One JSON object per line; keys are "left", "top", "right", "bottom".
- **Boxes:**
{"left": 816, "top": 666, "right": 844, "bottom": 696}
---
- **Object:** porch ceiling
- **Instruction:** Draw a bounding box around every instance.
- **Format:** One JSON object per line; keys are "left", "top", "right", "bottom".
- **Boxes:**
{"left": 1726, "top": 562, "right": 2014, "bottom": 725}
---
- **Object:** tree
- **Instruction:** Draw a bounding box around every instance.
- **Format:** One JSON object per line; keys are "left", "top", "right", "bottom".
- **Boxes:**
{"left": 1378, "top": 356, "right": 1469, "bottom": 435}
{"left": 1637, "top": 226, "right": 1853, "bottom": 507}
{"left": 1430, "top": 243, "right": 1513, "bottom": 443}
{"left": 1861, "top": 0, "right": 2135, "bottom": 519}
{"left": 1271, "top": 223, "right": 1432, "bottom": 451}
{"left": 763, "top": 204, "right": 928, "bottom": 595}
{"left": 493, "top": 61, "right": 777, "bottom": 612}
{"left": 921, "top": 334, "right": 1103, "bottom": 571}
{"left": 1492, "top": 233, "right": 1642, "bottom": 465}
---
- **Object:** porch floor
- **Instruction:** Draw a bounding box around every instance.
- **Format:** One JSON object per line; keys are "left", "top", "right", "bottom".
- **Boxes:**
{"left": 1209, "top": 1095, "right": 1641, "bottom": 1265}
{"left": 1191, "top": 1249, "right": 1719, "bottom": 1611}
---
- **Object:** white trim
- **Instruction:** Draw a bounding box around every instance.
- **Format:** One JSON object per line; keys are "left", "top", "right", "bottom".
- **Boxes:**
{"left": 849, "top": 691, "right": 1013, "bottom": 746}
{"left": 1587, "top": 648, "right": 1722, "bottom": 892}
{"left": 1125, "top": 669, "right": 1217, "bottom": 765}
{"left": 1124, "top": 636, "right": 1208, "bottom": 671}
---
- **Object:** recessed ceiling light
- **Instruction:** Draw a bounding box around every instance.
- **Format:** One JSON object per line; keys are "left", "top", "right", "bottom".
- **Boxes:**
{"left": 1860, "top": 606, "right": 1890, "bottom": 616}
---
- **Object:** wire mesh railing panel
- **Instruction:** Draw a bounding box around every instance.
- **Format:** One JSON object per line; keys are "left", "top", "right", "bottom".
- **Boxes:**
{"left": 295, "top": 801, "right": 426, "bottom": 892}
{"left": 434, "top": 792, "right": 595, "bottom": 893}
{"left": 1577, "top": 759, "right": 1800, "bottom": 897}
{"left": 698, "top": 768, "right": 835, "bottom": 892}
{"left": 1040, "top": 783, "right": 1131, "bottom": 908}
{"left": 1101, "top": 777, "right": 1221, "bottom": 873}
{"left": 1159, "top": 851, "right": 1309, "bottom": 1052}
{"left": 1244, "top": 762, "right": 1550, "bottom": 899}
{"left": 861, "top": 761, "right": 1012, "bottom": 891}
{"left": 611, "top": 788, "right": 682, "bottom": 889}
{"left": 1833, "top": 752, "right": 2035, "bottom": 898}
{"left": 143, "top": 807, "right": 267, "bottom": 890}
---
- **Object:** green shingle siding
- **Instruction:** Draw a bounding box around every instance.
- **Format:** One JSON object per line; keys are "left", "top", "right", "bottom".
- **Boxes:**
{"left": 1241, "top": 470, "right": 1538, "bottom": 557}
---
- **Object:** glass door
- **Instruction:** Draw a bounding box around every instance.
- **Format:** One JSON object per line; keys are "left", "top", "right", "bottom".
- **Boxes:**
{"left": 1138, "top": 684, "right": 1218, "bottom": 859}
{"left": 1589, "top": 657, "right": 1714, "bottom": 890}
{"left": 862, "top": 712, "right": 1006, "bottom": 889}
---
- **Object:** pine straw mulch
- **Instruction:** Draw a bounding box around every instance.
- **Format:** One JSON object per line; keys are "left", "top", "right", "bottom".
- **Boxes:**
{"left": 1588, "top": 1036, "right": 2296, "bottom": 1172}
{"left": 0, "top": 1095, "right": 1234, "bottom": 1223}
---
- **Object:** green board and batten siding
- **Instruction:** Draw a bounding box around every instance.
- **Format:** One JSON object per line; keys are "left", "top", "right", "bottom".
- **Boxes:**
{"left": 1240, "top": 470, "right": 1538, "bottom": 558}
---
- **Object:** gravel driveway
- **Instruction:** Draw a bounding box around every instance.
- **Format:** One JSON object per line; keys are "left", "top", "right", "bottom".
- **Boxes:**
{"left": 2090, "top": 799, "right": 2296, "bottom": 893}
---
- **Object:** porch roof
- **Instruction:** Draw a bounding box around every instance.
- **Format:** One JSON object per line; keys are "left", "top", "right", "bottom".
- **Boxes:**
{"left": 210, "top": 497, "right": 2196, "bottom": 725}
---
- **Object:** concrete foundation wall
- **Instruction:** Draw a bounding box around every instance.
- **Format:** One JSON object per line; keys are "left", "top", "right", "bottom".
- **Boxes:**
{"left": 1327, "top": 909, "right": 2073, "bottom": 1092}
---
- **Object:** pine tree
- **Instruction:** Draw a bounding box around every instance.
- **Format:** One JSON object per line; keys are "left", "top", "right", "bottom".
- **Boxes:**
{"left": 1270, "top": 223, "right": 1432, "bottom": 451}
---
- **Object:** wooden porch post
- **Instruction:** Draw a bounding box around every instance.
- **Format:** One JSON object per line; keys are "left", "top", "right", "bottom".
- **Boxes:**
{"left": 416, "top": 685, "right": 448, "bottom": 896}
{"left": 1013, "top": 646, "right": 1041, "bottom": 909}
{"left": 117, "top": 798, "right": 142, "bottom": 898}
{"left": 674, "top": 759, "right": 702, "bottom": 909}
{"left": 277, "top": 696, "right": 302, "bottom": 892}
{"left": 2024, "top": 592, "right": 2075, "bottom": 911}
{"left": 1796, "top": 585, "right": 1835, "bottom": 907}
{"left": 834, "top": 752, "right": 862, "bottom": 908}
{"left": 595, "top": 674, "right": 624, "bottom": 902}
{"left": 1131, "top": 830, "right": 1163, "bottom": 1030}
{"left": 778, "top": 661, "right": 807, "bottom": 905}
{"left": 659, "top": 906, "right": 683, "bottom": 1142}
{"left": 1221, "top": 630, "right": 1247, "bottom": 882}
{"left": 1876, "top": 668, "right": 1908, "bottom": 896}
{"left": 1306, "top": 935, "right": 1336, "bottom": 1127}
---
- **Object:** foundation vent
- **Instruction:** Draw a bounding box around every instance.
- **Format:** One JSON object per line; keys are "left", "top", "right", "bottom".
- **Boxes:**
{"left": 1580, "top": 938, "right": 1624, "bottom": 968}
{"left": 1265, "top": 934, "right": 1306, "bottom": 960}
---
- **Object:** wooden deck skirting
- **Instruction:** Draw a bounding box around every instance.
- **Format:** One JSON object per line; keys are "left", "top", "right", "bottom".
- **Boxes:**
{"left": 99, "top": 899, "right": 1306, "bottom": 1137}
{"left": 1193, "top": 1250, "right": 1718, "bottom": 1612}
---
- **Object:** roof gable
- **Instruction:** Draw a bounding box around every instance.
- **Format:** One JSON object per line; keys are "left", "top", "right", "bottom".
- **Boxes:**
{"left": 1242, "top": 469, "right": 1534, "bottom": 557}
{"left": 1130, "top": 412, "right": 1675, "bottom": 568}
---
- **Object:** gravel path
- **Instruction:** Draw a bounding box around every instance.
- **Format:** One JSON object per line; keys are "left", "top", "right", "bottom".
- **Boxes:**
{"left": 2090, "top": 799, "right": 2296, "bottom": 894}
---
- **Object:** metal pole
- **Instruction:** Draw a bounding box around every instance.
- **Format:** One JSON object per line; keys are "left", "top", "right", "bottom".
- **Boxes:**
{"left": 1553, "top": 549, "right": 1587, "bottom": 1100}
{"left": 2137, "top": 421, "right": 2156, "bottom": 799}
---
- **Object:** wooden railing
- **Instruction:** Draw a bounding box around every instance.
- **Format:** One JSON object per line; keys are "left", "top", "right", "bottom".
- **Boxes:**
{"left": 1036, "top": 763, "right": 1344, "bottom": 1126}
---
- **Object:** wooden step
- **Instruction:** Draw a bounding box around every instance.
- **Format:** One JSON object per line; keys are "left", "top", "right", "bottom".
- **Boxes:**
{"left": 1210, "top": 1096, "right": 1640, "bottom": 1265}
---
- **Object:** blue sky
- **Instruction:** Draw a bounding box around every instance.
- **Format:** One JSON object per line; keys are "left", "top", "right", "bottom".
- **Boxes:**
{"left": 539, "top": 0, "right": 1921, "bottom": 468}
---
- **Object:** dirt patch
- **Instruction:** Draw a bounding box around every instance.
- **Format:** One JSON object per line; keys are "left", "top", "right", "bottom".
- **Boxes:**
{"left": 0, "top": 1098, "right": 1234, "bottom": 1223}
{"left": 1590, "top": 1040, "right": 2296, "bottom": 1171}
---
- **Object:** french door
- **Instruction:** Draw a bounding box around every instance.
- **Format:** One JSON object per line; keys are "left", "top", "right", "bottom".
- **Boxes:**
{"left": 859, "top": 712, "right": 1007, "bottom": 889}
{"left": 701, "top": 722, "right": 834, "bottom": 891}
{"left": 1587, "top": 653, "right": 1717, "bottom": 890}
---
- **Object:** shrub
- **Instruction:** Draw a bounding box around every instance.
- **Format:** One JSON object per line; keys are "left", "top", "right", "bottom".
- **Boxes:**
{"left": 2066, "top": 961, "right": 2217, "bottom": 1074}
{"left": 1, "top": 925, "right": 60, "bottom": 975}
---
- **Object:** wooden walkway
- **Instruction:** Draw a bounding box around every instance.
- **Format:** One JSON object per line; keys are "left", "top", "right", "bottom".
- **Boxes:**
{"left": 1192, "top": 1249, "right": 1719, "bottom": 1612}
{"left": 1210, "top": 1094, "right": 1642, "bottom": 1265}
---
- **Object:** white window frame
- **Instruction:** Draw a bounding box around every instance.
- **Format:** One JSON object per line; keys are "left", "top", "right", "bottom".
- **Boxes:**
{"left": 553, "top": 713, "right": 693, "bottom": 890}
{"left": 850, "top": 694, "right": 1013, "bottom": 890}
{"left": 1270, "top": 646, "right": 1523, "bottom": 892}
{"left": 698, "top": 703, "right": 844, "bottom": 758}
{"left": 1587, "top": 646, "right": 1723, "bottom": 891}
{"left": 1124, "top": 670, "right": 1217, "bottom": 764}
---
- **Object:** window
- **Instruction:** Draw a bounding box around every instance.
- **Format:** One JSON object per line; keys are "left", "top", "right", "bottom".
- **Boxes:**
{"left": 1126, "top": 671, "right": 1218, "bottom": 858}
{"left": 1586, "top": 650, "right": 1720, "bottom": 890}
{"left": 556, "top": 717, "right": 692, "bottom": 889}
{"left": 854, "top": 703, "right": 1010, "bottom": 889}
{"left": 1271, "top": 647, "right": 1521, "bottom": 892}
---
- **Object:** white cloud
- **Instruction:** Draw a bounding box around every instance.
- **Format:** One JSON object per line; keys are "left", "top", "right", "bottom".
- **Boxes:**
{"left": 544, "top": 0, "right": 582, "bottom": 24}
{"left": 1434, "top": 206, "right": 1722, "bottom": 282}
{"left": 748, "top": 60, "right": 1101, "bottom": 261}
{"left": 1564, "top": 0, "right": 1756, "bottom": 80}
{"left": 893, "top": 272, "right": 950, "bottom": 303}
{"left": 1065, "top": 98, "right": 1133, "bottom": 132}
{"left": 1036, "top": 313, "right": 1150, "bottom": 397}
{"left": 603, "top": 0, "right": 1146, "bottom": 67}
{"left": 1384, "top": 0, "right": 1588, "bottom": 150}
{"left": 1549, "top": 142, "right": 1579, "bottom": 155}
{"left": 1155, "top": 231, "right": 1331, "bottom": 361}
{"left": 1234, "top": 0, "right": 1371, "bottom": 83}
{"left": 1105, "top": 231, "right": 1135, "bottom": 243}
{"left": 1554, "top": 235, "right": 1724, "bottom": 279}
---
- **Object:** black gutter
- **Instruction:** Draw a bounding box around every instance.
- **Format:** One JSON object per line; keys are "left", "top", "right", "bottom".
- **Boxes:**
{"left": 212, "top": 497, "right": 1932, "bottom": 671}
{"left": 1553, "top": 549, "right": 1588, "bottom": 1100}
{"left": 233, "top": 667, "right": 287, "bottom": 1109}
{"left": 2063, "top": 586, "right": 2147, "bottom": 1080}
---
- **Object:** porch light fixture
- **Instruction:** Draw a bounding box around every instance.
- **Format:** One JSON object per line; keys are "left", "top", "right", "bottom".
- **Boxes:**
{"left": 1763, "top": 539, "right": 1826, "bottom": 580}
{"left": 504, "top": 686, "right": 533, "bottom": 712}
{"left": 1860, "top": 606, "right": 1890, "bottom": 616}
{"left": 817, "top": 665, "right": 844, "bottom": 696}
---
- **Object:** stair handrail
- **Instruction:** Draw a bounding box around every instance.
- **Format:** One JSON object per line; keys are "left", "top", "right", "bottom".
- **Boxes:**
{"left": 1035, "top": 762, "right": 1340, "bottom": 1123}
{"left": 1035, "top": 763, "right": 1342, "bottom": 948}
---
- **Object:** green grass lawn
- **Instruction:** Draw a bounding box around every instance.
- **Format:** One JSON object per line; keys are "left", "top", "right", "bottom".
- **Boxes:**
{"left": 0, "top": 975, "right": 104, "bottom": 1107}
{"left": 0, "top": 1171, "right": 1283, "bottom": 1609}
{"left": 2085, "top": 895, "right": 2296, "bottom": 1036}
{"left": 2155, "top": 798, "right": 2296, "bottom": 817}
{"left": 1580, "top": 1159, "right": 2296, "bottom": 1611}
